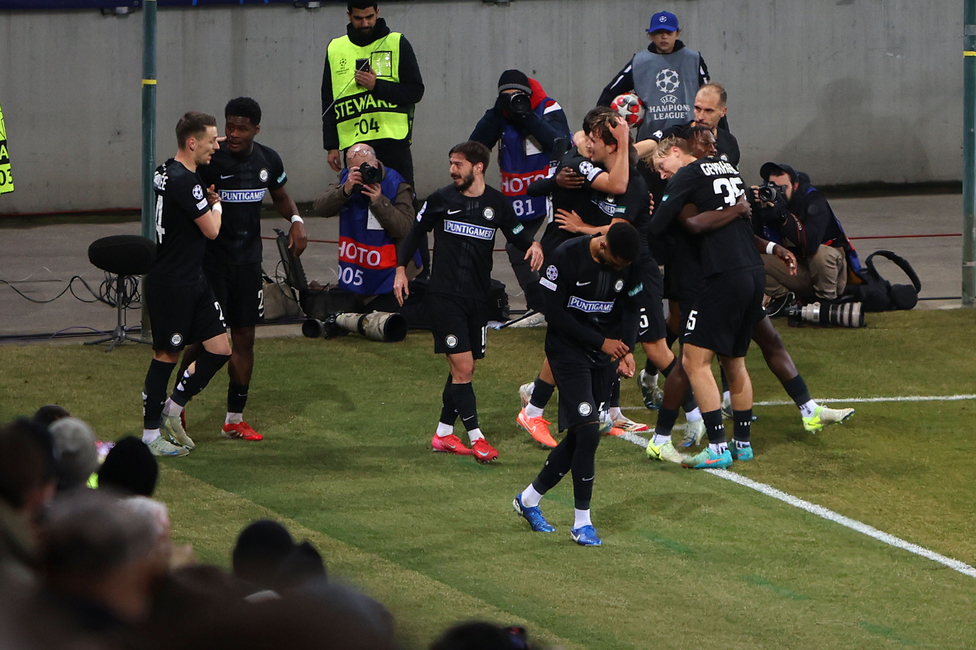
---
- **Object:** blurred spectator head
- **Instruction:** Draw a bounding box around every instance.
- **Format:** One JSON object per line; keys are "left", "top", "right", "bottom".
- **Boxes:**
{"left": 48, "top": 417, "right": 99, "bottom": 492}
{"left": 99, "top": 436, "right": 159, "bottom": 497}
{"left": 0, "top": 418, "right": 57, "bottom": 516}
{"left": 430, "top": 621, "right": 526, "bottom": 650}
{"left": 39, "top": 490, "right": 170, "bottom": 624}
{"left": 232, "top": 520, "right": 296, "bottom": 588}
{"left": 32, "top": 405, "right": 71, "bottom": 428}
{"left": 233, "top": 520, "right": 327, "bottom": 594}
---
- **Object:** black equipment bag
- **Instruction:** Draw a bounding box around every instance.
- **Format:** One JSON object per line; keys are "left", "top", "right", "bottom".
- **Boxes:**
{"left": 845, "top": 250, "right": 921, "bottom": 312}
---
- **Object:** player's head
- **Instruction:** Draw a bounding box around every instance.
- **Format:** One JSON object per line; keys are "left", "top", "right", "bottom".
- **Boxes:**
{"left": 175, "top": 111, "right": 219, "bottom": 165}
{"left": 686, "top": 125, "right": 718, "bottom": 158}
{"left": 761, "top": 162, "right": 800, "bottom": 201}
{"left": 583, "top": 107, "right": 622, "bottom": 164}
{"left": 646, "top": 11, "right": 680, "bottom": 54}
{"left": 652, "top": 136, "right": 693, "bottom": 180}
{"left": 345, "top": 143, "right": 379, "bottom": 169}
{"left": 449, "top": 141, "right": 490, "bottom": 192}
{"left": 224, "top": 97, "right": 261, "bottom": 155}
{"left": 347, "top": 1, "right": 379, "bottom": 37}
{"left": 598, "top": 222, "right": 641, "bottom": 270}
{"left": 694, "top": 83, "right": 728, "bottom": 131}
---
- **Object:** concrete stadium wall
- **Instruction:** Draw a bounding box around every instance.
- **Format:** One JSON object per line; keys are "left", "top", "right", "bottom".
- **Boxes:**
{"left": 0, "top": 0, "right": 963, "bottom": 213}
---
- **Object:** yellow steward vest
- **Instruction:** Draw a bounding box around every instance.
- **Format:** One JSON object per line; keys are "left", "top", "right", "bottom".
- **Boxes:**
{"left": 327, "top": 32, "right": 412, "bottom": 149}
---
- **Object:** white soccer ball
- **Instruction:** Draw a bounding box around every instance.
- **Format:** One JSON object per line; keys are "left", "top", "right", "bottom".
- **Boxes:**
{"left": 610, "top": 93, "right": 645, "bottom": 128}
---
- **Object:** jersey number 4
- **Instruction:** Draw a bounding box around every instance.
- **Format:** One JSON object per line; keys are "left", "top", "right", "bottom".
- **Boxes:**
{"left": 713, "top": 178, "right": 745, "bottom": 207}
{"left": 154, "top": 195, "right": 165, "bottom": 244}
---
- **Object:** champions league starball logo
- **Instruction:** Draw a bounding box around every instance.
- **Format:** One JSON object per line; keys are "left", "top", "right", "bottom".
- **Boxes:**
{"left": 655, "top": 68, "right": 681, "bottom": 100}
{"left": 545, "top": 265, "right": 558, "bottom": 281}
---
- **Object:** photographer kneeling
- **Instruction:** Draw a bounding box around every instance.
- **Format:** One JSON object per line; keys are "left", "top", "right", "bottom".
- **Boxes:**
{"left": 751, "top": 162, "right": 858, "bottom": 314}
{"left": 313, "top": 144, "right": 422, "bottom": 313}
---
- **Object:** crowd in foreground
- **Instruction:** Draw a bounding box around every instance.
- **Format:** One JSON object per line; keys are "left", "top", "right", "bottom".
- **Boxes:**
{"left": 0, "top": 407, "right": 545, "bottom": 650}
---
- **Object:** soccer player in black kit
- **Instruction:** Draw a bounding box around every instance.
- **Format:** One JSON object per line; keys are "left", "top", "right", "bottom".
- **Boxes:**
{"left": 177, "top": 97, "right": 306, "bottom": 443}
{"left": 513, "top": 222, "right": 642, "bottom": 546}
{"left": 141, "top": 112, "right": 231, "bottom": 457}
{"left": 394, "top": 141, "right": 542, "bottom": 463}
{"left": 650, "top": 138, "right": 764, "bottom": 469}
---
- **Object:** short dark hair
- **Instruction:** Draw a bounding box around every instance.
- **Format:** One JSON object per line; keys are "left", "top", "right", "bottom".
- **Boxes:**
{"left": 449, "top": 141, "right": 491, "bottom": 173}
{"left": 225, "top": 96, "right": 261, "bottom": 126}
{"left": 583, "top": 107, "right": 619, "bottom": 146}
{"left": 347, "top": 0, "right": 377, "bottom": 10}
{"left": 606, "top": 222, "right": 641, "bottom": 264}
{"left": 176, "top": 111, "right": 217, "bottom": 148}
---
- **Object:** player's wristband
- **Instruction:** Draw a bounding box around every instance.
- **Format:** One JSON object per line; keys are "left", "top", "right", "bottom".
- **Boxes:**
{"left": 290, "top": 214, "right": 304, "bottom": 224}
{"left": 765, "top": 241, "right": 776, "bottom": 255}
{"left": 212, "top": 202, "right": 222, "bottom": 216}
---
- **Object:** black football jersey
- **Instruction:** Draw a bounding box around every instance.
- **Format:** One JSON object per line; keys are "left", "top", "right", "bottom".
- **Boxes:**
{"left": 199, "top": 142, "right": 286, "bottom": 266}
{"left": 149, "top": 159, "right": 211, "bottom": 287}
{"left": 541, "top": 153, "right": 645, "bottom": 255}
{"left": 541, "top": 236, "right": 642, "bottom": 365}
{"left": 399, "top": 184, "right": 534, "bottom": 301}
{"left": 650, "top": 157, "right": 760, "bottom": 277}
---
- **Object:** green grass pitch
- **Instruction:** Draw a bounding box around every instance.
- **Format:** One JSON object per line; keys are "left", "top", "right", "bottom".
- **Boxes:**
{"left": 2, "top": 309, "right": 975, "bottom": 649}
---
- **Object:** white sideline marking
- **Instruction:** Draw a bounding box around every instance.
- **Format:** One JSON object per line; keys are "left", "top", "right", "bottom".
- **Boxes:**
{"left": 622, "top": 393, "right": 976, "bottom": 411}
{"left": 620, "top": 431, "right": 976, "bottom": 580}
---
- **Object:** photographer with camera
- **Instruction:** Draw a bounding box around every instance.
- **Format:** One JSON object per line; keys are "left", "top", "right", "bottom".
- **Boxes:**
{"left": 313, "top": 144, "right": 420, "bottom": 313}
{"left": 469, "top": 70, "right": 571, "bottom": 326}
{"left": 750, "top": 162, "right": 859, "bottom": 313}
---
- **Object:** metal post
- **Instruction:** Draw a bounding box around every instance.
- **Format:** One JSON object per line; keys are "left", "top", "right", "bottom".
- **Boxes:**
{"left": 141, "top": 0, "right": 157, "bottom": 336}
{"left": 964, "top": 0, "right": 976, "bottom": 306}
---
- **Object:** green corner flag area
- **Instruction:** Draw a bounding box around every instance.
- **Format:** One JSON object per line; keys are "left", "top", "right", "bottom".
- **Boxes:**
{"left": 3, "top": 309, "right": 975, "bottom": 649}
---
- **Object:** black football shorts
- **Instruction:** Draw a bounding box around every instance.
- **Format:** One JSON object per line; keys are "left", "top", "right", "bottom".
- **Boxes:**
{"left": 203, "top": 261, "right": 264, "bottom": 329}
{"left": 145, "top": 277, "right": 227, "bottom": 353}
{"left": 426, "top": 293, "right": 488, "bottom": 360}
{"left": 682, "top": 267, "right": 765, "bottom": 358}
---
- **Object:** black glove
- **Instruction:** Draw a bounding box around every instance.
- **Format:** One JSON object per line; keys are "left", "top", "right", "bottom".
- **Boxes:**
{"left": 492, "top": 93, "right": 510, "bottom": 118}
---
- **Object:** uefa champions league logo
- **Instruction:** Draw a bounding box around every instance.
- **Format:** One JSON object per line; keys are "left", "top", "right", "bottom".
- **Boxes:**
{"left": 656, "top": 69, "right": 680, "bottom": 104}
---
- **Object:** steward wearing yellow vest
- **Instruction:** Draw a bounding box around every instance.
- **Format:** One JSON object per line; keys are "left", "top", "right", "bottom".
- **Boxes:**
{"left": 322, "top": 1, "right": 425, "bottom": 188}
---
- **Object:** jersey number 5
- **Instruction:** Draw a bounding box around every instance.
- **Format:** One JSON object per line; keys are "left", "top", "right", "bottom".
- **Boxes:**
{"left": 685, "top": 309, "right": 698, "bottom": 332}
{"left": 712, "top": 178, "right": 744, "bottom": 207}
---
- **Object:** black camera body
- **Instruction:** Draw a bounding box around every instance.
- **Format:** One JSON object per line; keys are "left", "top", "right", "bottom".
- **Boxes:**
{"left": 501, "top": 90, "right": 532, "bottom": 118}
{"left": 757, "top": 181, "right": 782, "bottom": 204}
{"left": 351, "top": 161, "right": 383, "bottom": 194}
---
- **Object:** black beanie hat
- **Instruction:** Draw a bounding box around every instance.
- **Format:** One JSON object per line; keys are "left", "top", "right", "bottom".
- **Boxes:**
{"left": 98, "top": 435, "right": 159, "bottom": 497}
{"left": 498, "top": 69, "right": 531, "bottom": 94}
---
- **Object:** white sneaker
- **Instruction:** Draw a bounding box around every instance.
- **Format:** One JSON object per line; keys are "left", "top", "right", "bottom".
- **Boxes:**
{"left": 638, "top": 369, "right": 664, "bottom": 410}
{"left": 508, "top": 312, "right": 546, "bottom": 328}
{"left": 612, "top": 414, "right": 650, "bottom": 433}
{"left": 519, "top": 382, "right": 534, "bottom": 408}
{"left": 681, "top": 419, "right": 706, "bottom": 448}
{"left": 646, "top": 439, "right": 685, "bottom": 463}
{"left": 162, "top": 414, "right": 195, "bottom": 450}
{"left": 147, "top": 436, "right": 189, "bottom": 457}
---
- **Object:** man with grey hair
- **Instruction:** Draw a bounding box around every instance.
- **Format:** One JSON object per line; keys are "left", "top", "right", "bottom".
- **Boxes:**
{"left": 313, "top": 143, "right": 419, "bottom": 313}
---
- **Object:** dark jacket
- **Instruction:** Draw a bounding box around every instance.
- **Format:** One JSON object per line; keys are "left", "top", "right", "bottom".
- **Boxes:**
{"left": 597, "top": 40, "right": 710, "bottom": 108}
{"left": 755, "top": 171, "right": 845, "bottom": 259}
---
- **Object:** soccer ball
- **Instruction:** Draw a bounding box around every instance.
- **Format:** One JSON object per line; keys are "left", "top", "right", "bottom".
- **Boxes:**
{"left": 610, "top": 93, "right": 645, "bottom": 128}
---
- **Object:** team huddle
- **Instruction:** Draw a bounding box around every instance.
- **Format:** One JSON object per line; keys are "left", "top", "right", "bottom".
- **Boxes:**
{"left": 139, "top": 3, "right": 855, "bottom": 548}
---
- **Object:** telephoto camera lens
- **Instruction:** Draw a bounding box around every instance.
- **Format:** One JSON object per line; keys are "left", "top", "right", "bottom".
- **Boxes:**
{"left": 799, "top": 301, "right": 865, "bottom": 328}
{"left": 507, "top": 91, "right": 532, "bottom": 117}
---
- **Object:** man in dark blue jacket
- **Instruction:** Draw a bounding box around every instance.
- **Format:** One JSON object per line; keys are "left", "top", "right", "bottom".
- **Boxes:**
{"left": 753, "top": 162, "right": 858, "bottom": 310}
{"left": 470, "top": 70, "right": 571, "bottom": 323}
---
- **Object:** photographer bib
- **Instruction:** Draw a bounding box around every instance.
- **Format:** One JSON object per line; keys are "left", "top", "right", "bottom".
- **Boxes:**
{"left": 632, "top": 47, "right": 700, "bottom": 141}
